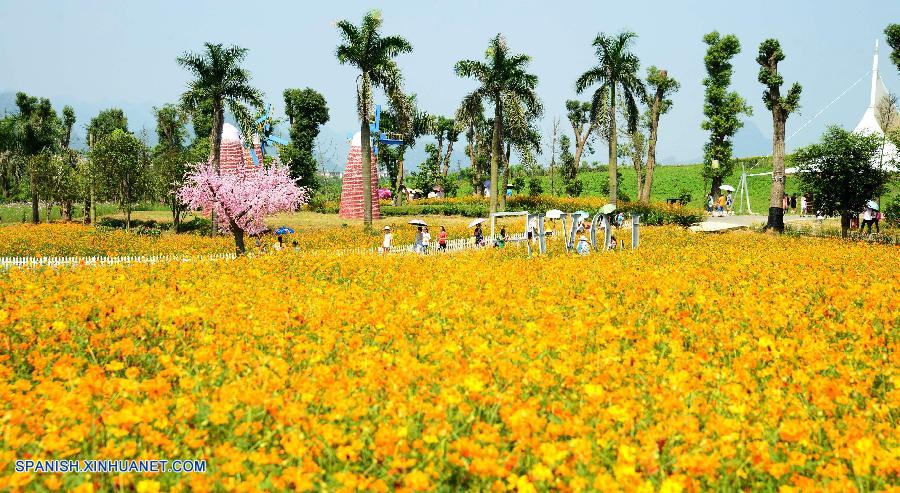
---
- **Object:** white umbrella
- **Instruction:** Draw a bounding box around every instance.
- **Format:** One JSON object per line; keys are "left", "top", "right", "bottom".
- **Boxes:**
{"left": 545, "top": 209, "right": 563, "bottom": 219}
{"left": 467, "top": 218, "right": 486, "bottom": 228}
{"left": 408, "top": 219, "right": 427, "bottom": 227}
{"left": 719, "top": 184, "right": 735, "bottom": 192}
{"left": 866, "top": 200, "right": 879, "bottom": 210}
{"left": 600, "top": 204, "right": 616, "bottom": 214}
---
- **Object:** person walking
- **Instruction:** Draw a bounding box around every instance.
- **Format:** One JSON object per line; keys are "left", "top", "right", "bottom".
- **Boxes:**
{"left": 438, "top": 226, "right": 448, "bottom": 251}
{"left": 422, "top": 226, "right": 431, "bottom": 254}
{"left": 274, "top": 235, "right": 284, "bottom": 251}
{"left": 382, "top": 226, "right": 393, "bottom": 254}
{"left": 717, "top": 194, "right": 726, "bottom": 216}
{"left": 415, "top": 226, "right": 424, "bottom": 253}
{"left": 873, "top": 209, "right": 882, "bottom": 233}
{"left": 789, "top": 194, "right": 797, "bottom": 214}
{"left": 726, "top": 192, "right": 734, "bottom": 215}
{"left": 782, "top": 194, "right": 789, "bottom": 214}
{"left": 473, "top": 224, "right": 484, "bottom": 247}
{"left": 860, "top": 208, "right": 874, "bottom": 234}
{"left": 706, "top": 193, "right": 714, "bottom": 215}
{"left": 800, "top": 195, "right": 807, "bottom": 216}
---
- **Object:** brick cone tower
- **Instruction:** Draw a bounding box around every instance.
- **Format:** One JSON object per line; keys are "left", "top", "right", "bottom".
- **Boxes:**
{"left": 217, "top": 123, "right": 263, "bottom": 176}
{"left": 339, "top": 131, "right": 380, "bottom": 220}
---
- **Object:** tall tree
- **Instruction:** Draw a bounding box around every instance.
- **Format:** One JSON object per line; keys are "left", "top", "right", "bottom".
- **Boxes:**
{"left": 565, "top": 99, "right": 603, "bottom": 174}
{"left": 886, "top": 24, "right": 900, "bottom": 73}
{"left": 89, "top": 129, "right": 150, "bottom": 230}
{"left": 701, "top": 32, "right": 752, "bottom": 198}
{"left": 757, "top": 39, "right": 802, "bottom": 233}
{"left": 796, "top": 127, "right": 888, "bottom": 237}
{"left": 85, "top": 108, "right": 129, "bottom": 224}
{"left": 559, "top": 135, "right": 580, "bottom": 196}
{"left": 16, "top": 93, "right": 61, "bottom": 223}
{"left": 282, "top": 88, "right": 330, "bottom": 191}
{"left": 456, "top": 34, "right": 540, "bottom": 214}
{"left": 640, "top": 67, "right": 680, "bottom": 203}
{"left": 432, "top": 116, "right": 460, "bottom": 177}
{"left": 336, "top": 9, "right": 413, "bottom": 228}
{"left": 87, "top": 109, "right": 128, "bottom": 144}
{"left": 59, "top": 106, "right": 77, "bottom": 220}
{"left": 500, "top": 96, "right": 542, "bottom": 209}
{"left": 61, "top": 106, "right": 76, "bottom": 149}
{"left": 379, "top": 95, "right": 429, "bottom": 205}
{"left": 455, "top": 95, "right": 486, "bottom": 196}
{"left": 576, "top": 31, "right": 646, "bottom": 204}
{"left": 177, "top": 42, "right": 264, "bottom": 233}
{"left": 152, "top": 104, "right": 190, "bottom": 232}
{"left": 0, "top": 115, "right": 21, "bottom": 199}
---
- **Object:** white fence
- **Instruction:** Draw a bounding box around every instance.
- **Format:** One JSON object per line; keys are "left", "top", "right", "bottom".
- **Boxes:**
{"left": 0, "top": 253, "right": 237, "bottom": 269}
{"left": 0, "top": 232, "right": 534, "bottom": 269}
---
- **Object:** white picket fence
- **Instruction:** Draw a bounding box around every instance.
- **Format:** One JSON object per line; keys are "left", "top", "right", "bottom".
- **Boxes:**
{"left": 0, "top": 232, "right": 533, "bottom": 269}
{"left": 0, "top": 253, "right": 237, "bottom": 269}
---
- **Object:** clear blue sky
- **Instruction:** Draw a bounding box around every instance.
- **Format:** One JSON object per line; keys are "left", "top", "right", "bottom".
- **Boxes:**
{"left": 1, "top": 0, "right": 898, "bottom": 167}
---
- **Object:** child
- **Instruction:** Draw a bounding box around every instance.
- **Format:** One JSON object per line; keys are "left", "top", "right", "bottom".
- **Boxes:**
{"left": 577, "top": 235, "right": 590, "bottom": 255}
{"left": 608, "top": 235, "right": 618, "bottom": 251}
{"left": 382, "top": 226, "right": 393, "bottom": 254}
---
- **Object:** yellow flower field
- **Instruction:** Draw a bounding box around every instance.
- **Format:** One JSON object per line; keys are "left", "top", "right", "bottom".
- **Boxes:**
{"left": 0, "top": 227, "right": 897, "bottom": 492}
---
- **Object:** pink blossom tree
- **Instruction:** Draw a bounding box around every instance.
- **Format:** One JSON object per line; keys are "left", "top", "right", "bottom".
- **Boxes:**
{"left": 178, "top": 162, "right": 307, "bottom": 254}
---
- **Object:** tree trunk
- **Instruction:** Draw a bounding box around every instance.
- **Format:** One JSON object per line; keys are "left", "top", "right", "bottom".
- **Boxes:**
{"left": 83, "top": 194, "right": 91, "bottom": 224}
{"left": 31, "top": 192, "right": 39, "bottom": 224}
{"left": 632, "top": 138, "right": 643, "bottom": 201}
{"left": 443, "top": 139, "right": 455, "bottom": 177}
{"left": 393, "top": 152, "right": 405, "bottom": 206}
{"left": 63, "top": 201, "right": 73, "bottom": 221}
{"left": 229, "top": 217, "right": 246, "bottom": 254}
{"left": 607, "top": 84, "right": 618, "bottom": 204}
{"left": 436, "top": 134, "right": 445, "bottom": 178}
{"left": 126, "top": 207, "right": 131, "bottom": 232}
{"left": 766, "top": 116, "right": 786, "bottom": 233}
{"left": 171, "top": 196, "right": 181, "bottom": 233}
{"left": 642, "top": 90, "right": 663, "bottom": 203}
{"left": 45, "top": 202, "right": 52, "bottom": 223}
{"left": 209, "top": 105, "right": 224, "bottom": 236}
{"left": 467, "top": 127, "right": 481, "bottom": 197}
{"left": 500, "top": 142, "right": 511, "bottom": 211}
{"left": 90, "top": 186, "right": 96, "bottom": 225}
{"left": 489, "top": 100, "right": 502, "bottom": 215}
{"left": 840, "top": 211, "right": 851, "bottom": 238}
{"left": 710, "top": 175, "right": 722, "bottom": 199}
{"left": 360, "top": 113, "right": 374, "bottom": 228}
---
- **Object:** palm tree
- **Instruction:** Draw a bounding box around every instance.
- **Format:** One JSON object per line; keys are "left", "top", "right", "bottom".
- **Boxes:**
{"left": 456, "top": 35, "right": 540, "bottom": 214}
{"left": 177, "top": 43, "right": 263, "bottom": 232}
{"left": 336, "top": 10, "right": 412, "bottom": 228}
{"left": 576, "top": 31, "right": 646, "bottom": 204}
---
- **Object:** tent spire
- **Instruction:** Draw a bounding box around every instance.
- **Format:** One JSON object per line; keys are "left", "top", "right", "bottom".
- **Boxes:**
{"left": 869, "top": 39, "right": 879, "bottom": 108}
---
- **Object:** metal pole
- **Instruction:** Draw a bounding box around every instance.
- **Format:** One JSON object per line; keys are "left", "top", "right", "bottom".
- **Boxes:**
{"left": 604, "top": 214, "right": 612, "bottom": 251}
{"left": 631, "top": 213, "right": 640, "bottom": 249}
{"left": 538, "top": 214, "right": 546, "bottom": 254}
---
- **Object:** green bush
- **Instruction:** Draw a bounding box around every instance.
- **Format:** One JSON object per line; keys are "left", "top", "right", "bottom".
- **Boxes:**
{"left": 885, "top": 196, "right": 900, "bottom": 228}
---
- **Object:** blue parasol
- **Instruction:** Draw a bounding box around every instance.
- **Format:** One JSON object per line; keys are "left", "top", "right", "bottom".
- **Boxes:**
{"left": 274, "top": 227, "right": 295, "bottom": 235}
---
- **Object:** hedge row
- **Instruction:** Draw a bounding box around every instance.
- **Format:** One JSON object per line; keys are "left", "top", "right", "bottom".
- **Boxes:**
{"left": 307, "top": 196, "right": 704, "bottom": 227}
